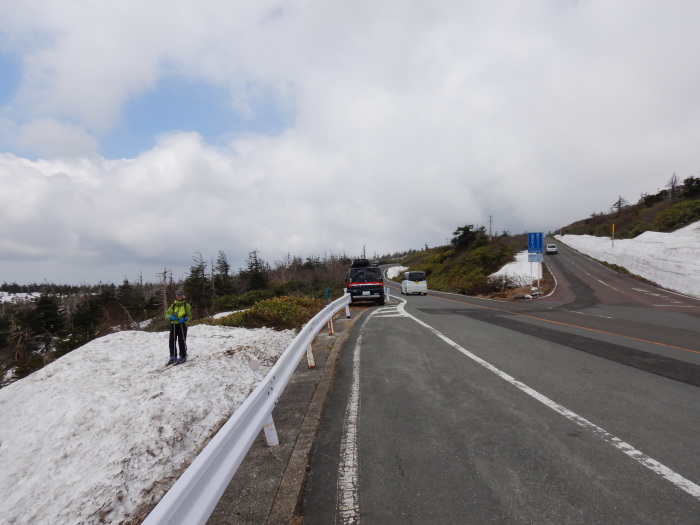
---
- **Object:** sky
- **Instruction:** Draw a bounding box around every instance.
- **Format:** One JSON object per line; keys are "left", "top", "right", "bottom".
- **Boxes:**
{"left": 2, "top": 1, "right": 700, "bottom": 285}
{"left": 2, "top": 225, "right": 699, "bottom": 524}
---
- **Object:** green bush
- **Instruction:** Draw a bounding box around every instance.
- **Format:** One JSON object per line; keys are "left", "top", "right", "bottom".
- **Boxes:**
{"left": 13, "top": 353, "right": 45, "bottom": 379}
{"left": 653, "top": 200, "right": 700, "bottom": 232}
{"left": 273, "top": 280, "right": 344, "bottom": 300}
{"left": 212, "top": 296, "right": 325, "bottom": 331}
{"left": 466, "top": 244, "right": 516, "bottom": 274}
{"left": 212, "top": 289, "right": 276, "bottom": 312}
{"left": 211, "top": 282, "right": 344, "bottom": 315}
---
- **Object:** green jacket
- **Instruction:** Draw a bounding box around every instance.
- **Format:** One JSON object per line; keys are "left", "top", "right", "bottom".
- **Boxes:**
{"left": 165, "top": 300, "right": 192, "bottom": 324}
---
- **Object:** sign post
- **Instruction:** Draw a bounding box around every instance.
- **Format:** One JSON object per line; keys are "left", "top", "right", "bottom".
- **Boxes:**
{"left": 528, "top": 232, "right": 543, "bottom": 254}
{"left": 527, "top": 233, "right": 543, "bottom": 290}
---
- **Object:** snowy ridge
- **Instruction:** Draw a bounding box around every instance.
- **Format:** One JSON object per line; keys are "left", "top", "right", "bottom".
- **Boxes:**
{"left": 557, "top": 220, "right": 700, "bottom": 298}
{"left": 0, "top": 325, "right": 294, "bottom": 524}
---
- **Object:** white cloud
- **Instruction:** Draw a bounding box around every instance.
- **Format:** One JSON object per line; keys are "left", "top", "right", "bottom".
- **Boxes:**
{"left": 1, "top": 1, "right": 700, "bottom": 283}
{"left": 15, "top": 118, "right": 98, "bottom": 157}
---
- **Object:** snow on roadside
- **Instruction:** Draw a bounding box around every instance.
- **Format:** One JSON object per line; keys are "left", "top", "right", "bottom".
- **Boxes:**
{"left": 3, "top": 222, "right": 699, "bottom": 523}
{"left": 386, "top": 266, "right": 408, "bottom": 279}
{"left": 0, "top": 325, "right": 295, "bottom": 524}
{"left": 556, "top": 220, "right": 700, "bottom": 298}
{"left": 489, "top": 251, "right": 540, "bottom": 287}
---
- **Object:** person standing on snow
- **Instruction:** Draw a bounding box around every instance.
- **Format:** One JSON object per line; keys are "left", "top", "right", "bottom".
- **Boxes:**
{"left": 165, "top": 290, "right": 192, "bottom": 365}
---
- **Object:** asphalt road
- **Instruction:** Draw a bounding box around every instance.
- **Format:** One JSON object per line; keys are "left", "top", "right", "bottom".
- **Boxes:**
{"left": 301, "top": 248, "right": 700, "bottom": 524}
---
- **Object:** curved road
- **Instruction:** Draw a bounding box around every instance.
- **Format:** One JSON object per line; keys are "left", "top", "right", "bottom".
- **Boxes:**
{"left": 302, "top": 250, "right": 700, "bottom": 524}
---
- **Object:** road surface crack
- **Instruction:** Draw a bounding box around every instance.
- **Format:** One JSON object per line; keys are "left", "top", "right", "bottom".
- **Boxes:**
{"left": 393, "top": 438, "right": 405, "bottom": 477}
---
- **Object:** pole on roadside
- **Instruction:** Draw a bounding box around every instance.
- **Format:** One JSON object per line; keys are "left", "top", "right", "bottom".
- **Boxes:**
{"left": 612, "top": 223, "right": 615, "bottom": 248}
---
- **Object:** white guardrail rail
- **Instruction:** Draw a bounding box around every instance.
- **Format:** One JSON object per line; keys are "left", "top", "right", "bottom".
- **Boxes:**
{"left": 143, "top": 293, "right": 352, "bottom": 525}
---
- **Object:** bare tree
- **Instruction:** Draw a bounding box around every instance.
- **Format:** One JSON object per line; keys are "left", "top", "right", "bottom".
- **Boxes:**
{"left": 157, "top": 268, "right": 171, "bottom": 316}
{"left": 667, "top": 172, "right": 680, "bottom": 198}
{"left": 611, "top": 195, "right": 628, "bottom": 216}
{"left": 8, "top": 319, "right": 36, "bottom": 366}
{"left": 270, "top": 253, "right": 300, "bottom": 287}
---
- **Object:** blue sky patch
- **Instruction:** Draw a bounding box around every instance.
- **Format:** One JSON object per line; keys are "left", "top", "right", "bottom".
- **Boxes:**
{"left": 103, "top": 76, "right": 294, "bottom": 159}
{"left": 0, "top": 52, "right": 21, "bottom": 106}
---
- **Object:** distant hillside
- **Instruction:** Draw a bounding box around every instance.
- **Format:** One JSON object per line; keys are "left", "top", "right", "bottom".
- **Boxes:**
{"left": 559, "top": 175, "right": 700, "bottom": 239}
{"left": 391, "top": 226, "right": 526, "bottom": 296}
{"left": 389, "top": 176, "right": 699, "bottom": 299}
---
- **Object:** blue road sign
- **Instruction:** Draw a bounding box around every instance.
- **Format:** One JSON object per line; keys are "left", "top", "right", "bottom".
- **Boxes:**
{"left": 528, "top": 232, "right": 543, "bottom": 253}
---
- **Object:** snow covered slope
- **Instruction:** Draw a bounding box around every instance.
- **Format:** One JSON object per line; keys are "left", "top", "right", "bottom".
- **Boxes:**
{"left": 556, "top": 220, "right": 700, "bottom": 297}
{"left": 0, "top": 325, "right": 294, "bottom": 524}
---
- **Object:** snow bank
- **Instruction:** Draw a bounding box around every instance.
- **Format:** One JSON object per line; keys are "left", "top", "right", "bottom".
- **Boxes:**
{"left": 489, "top": 251, "right": 540, "bottom": 287}
{"left": 386, "top": 266, "right": 408, "bottom": 279}
{"left": 0, "top": 325, "right": 295, "bottom": 524}
{"left": 557, "top": 220, "right": 700, "bottom": 297}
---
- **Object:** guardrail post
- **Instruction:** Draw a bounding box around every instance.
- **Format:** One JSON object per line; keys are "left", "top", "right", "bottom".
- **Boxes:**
{"left": 249, "top": 359, "right": 280, "bottom": 447}
{"left": 306, "top": 344, "right": 316, "bottom": 369}
{"left": 386, "top": 286, "right": 390, "bottom": 301}
{"left": 262, "top": 414, "right": 279, "bottom": 447}
{"left": 324, "top": 289, "right": 335, "bottom": 335}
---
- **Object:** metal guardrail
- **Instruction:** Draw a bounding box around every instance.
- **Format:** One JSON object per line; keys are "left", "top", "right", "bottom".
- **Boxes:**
{"left": 143, "top": 293, "right": 352, "bottom": 525}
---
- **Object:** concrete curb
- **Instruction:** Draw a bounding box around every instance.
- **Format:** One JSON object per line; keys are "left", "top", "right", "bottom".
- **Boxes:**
{"left": 266, "top": 311, "right": 363, "bottom": 524}
{"left": 206, "top": 309, "right": 364, "bottom": 525}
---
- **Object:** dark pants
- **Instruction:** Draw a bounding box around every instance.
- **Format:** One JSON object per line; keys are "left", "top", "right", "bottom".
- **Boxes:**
{"left": 169, "top": 324, "right": 188, "bottom": 359}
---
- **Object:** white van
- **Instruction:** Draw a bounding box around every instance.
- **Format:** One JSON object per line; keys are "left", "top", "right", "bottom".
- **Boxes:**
{"left": 401, "top": 271, "right": 428, "bottom": 295}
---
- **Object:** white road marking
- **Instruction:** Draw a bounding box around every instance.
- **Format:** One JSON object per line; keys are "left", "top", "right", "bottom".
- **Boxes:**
{"left": 571, "top": 258, "right": 697, "bottom": 306}
{"left": 371, "top": 304, "right": 410, "bottom": 318}
{"left": 588, "top": 272, "right": 625, "bottom": 292}
{"left": 336, "top": 314, "right": 372, "bottom": 524}
{"left": 335, "top": 299, "right": 700, "bottom": 522}
{"left": 652, "top": 305, "right": 696, "bottom": 308}
{"left": 394, "top": 299, "right": 700, "bottom": 501}
{"left": 567, "top": 309, "right": 614, "bottom": 319}
{"left": 336, "top": 305, "right": 409, "bottom": 522}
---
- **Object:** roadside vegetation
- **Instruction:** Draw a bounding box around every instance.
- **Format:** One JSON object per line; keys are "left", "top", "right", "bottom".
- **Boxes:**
{"left": 393, "top": 174, "right": 699, "bottom": 299}
{"left": 390, "top": 226, "right": 521, "bottom": 296}
{"left": 0, "top": 252, "right": 349, "bottom": 385}
{"left": 2, "top": 174, "right": 697, "bottom": 385}
{"left": 202, "top": 296, "right": 326, "bottom": 331}
{"left": 559, "top": 174, "right": 699, "bottom": 238}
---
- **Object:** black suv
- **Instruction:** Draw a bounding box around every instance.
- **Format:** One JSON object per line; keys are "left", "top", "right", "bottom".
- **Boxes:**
{"left": 346, "top": 259, "right": 385, "bottom": 305}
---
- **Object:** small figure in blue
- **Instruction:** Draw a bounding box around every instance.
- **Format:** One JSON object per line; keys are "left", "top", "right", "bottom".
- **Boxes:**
{"left": 165, "top": 290, "right": 192, "bottom": 365}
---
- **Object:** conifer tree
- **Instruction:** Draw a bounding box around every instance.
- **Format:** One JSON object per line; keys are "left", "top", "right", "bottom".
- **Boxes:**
{"left": 213, "top": 250, "right": 234, "bottom": 296}
{"left": 240, "top": 250, "right": 269, "bottom": 291}
{"left": 184, "top": 252, "right": 212, "bottom": 309}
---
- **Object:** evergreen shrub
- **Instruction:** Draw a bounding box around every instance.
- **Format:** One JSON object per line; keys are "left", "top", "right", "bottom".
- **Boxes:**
{"left": 653, "top": 200, "right": 700, "bottom": 232}
{"left": 212, "top": 296, "right": 325, "bottom": 331}
{"left": 212, "top": 289, "right": 276, "bottom": 312}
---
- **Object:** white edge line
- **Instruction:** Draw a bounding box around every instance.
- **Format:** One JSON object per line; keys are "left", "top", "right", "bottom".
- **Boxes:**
{"left": 336, "top": 314, "right": 372, "bottom": 524}
{"left": 395, "top": 300, "right": 700, "bottom": 501}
